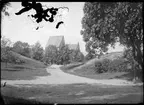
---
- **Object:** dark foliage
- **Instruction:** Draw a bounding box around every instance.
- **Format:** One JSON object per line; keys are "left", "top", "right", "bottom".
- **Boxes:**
{"left": 81, "top": 2, "right": 143, "bottom": 74}
{"left": 56, "top": 21, "right": 64, "bottom": 28}
{"left": 12, "top": 41, "right": 31, "bottom": 58}
{"left": 108, "top": 59, "right": 129, "bottom": 72}
{"left": 95, "top": 59, "right": 110, "bottom": 73}
{"left": 95, "top": 58, "right": 129, "bottom": 73}
{"left": 0, "top": 0, "right": 10, "bottom": 16}
{"left": 15, "top": 0, "right": 69, "bottom": 29}
{"left": 2, "top": 95, "right": 43, "bottom": 105}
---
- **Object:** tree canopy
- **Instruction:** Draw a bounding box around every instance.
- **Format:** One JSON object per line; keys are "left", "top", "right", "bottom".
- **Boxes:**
{"left": 13, "top": 41, "right": 31, "bottom": 57}
{"left": 31, "top": 41, "right": 44, "bottom": 61}
{"left": 81, "top": 2, "right": 143, "bottom": 71}
{"left": 1, "top": 0, "right": 11, "bottom": 17}
{"left": 44, "top": 45, "right": 58, "bottom": 64}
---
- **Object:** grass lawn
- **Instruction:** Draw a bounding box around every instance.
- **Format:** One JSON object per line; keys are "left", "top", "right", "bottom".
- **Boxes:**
{"left": 60, "top": 51, "right": 138, "bottom": 81}
{"left": 1, "top": 52, "right": 143, "bottom": 104}
{"left": 1, "top": 62, "right": 49, "bottom": 80}
{"left": 1, "top": 84, "right": 143, "bottom": 104}
{"left": 1, "top": 52, "right": 49, "bottom": 80}
{"left": 60, "top": 64, "right": 136, "bottom": 81}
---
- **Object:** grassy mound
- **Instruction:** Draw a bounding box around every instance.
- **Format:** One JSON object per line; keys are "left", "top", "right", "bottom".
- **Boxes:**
{"left": 10, "top": 51, "right": 46, "bottom": 68}
{"left": 1, "top": 52, "right": 49, "bottom": 80}
{"left": 60, "top": 51, "right": 136, "bottom": 80}
{"left": 61, "top": 52, "right": 124, "bottom": 73}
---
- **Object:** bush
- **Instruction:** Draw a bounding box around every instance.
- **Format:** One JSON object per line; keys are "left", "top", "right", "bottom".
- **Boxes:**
{"left": 95, "top": 58, "right": 129, "bottom": 73}
{"left": 15, "top": 58, "right": 25, "bottom": 64}
{"left": 95, "top": 59, "right": 110, "bottom": 73}
{"left": 108, "top": 58, "right": 128, "bottom": 72}
{"left": 102, "top": 59, "right": 110, "bottom": 72}
{"left": 95, "top": 61, "right": 103, "bottom": 73}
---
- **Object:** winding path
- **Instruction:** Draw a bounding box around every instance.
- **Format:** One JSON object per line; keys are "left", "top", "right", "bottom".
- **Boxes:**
{"left": 1, "top": 65, "right": 143, "bottom": 86}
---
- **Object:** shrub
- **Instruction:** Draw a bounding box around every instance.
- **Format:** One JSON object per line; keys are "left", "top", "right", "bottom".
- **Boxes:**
{"left": 15, "top": 58, "right": 25, "bottom": 64}
{"left": 95, "top": 59, "right": 110, "bottom": 73}
{"left": 108, "top": 58, "right": 128, "bottom": 72}
{"left": 95, "top": 61, "right": 103, "bottom": 73}
{"left": 95, "top": 58, "right": 129, "bottom": 73}
{"left": 102, "top": 59, "right": 110, "bottom": 72}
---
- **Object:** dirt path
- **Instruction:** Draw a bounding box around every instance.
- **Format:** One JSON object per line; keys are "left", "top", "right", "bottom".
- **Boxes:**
{"left": 1, "top": 65, "right": 143, "bottom": 86}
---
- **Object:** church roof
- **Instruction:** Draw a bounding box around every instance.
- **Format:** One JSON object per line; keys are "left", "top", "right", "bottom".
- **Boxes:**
{"left": 46, "top": 36, "right": 64, "bottom": 48}
{"left": 67, "top": 43, "right": 79, "bottom": 51}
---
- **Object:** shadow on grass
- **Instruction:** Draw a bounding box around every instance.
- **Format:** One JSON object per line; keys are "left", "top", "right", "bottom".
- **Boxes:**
{"left": 1, "top": 68, "right": 50, "bottom": 80}
{"left": 1, "top": 66, "right": 39, "bottom": 71}
{"left": 12, "top": 66, "right": 31, "bottom": 70}
{"left": 2, "top": 95, "right": 53, "bottom": 105}
{"left": 113, "top": 71, "right": 143, "bottom": 83}
{"left": 111, "top": 72, "right": 134, "bottom": 81}
{"left": 3, "top": 96, "right": 40, "bottom": 105}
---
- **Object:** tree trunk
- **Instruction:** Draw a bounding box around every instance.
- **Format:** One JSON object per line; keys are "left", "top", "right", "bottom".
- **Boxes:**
{"left": 133, "top": 49, "right": 143, "bottom": 81}
{"left": 132, "top": 61, "right": 136, "bottom": 82}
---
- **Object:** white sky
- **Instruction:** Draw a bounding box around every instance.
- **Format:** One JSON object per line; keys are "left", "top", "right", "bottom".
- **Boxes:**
{"left": 1, "top": 2, "right": 124, "bottom": 55}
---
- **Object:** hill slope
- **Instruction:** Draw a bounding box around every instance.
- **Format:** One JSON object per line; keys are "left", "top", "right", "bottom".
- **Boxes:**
{"left": 60, "top": 51, "right": 129, "bottom": 80}
{"left": 71, "top": 51, "right": 124, "bottom": 73}
{"left": 1, "top": 51, "right": 48, "bottom": 80}
{"left": 3, "top": 51, "right": 46, "bottom": 69}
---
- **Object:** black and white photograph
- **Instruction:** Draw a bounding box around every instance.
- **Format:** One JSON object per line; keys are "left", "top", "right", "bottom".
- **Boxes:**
{"left": 1, "top": 1, "right": 143, "bottom": 104}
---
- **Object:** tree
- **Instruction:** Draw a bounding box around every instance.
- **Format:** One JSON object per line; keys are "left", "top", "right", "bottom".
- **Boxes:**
{"left": 13, "top": 41, "right": 23, "bottom": 54}
{"left": 31, "top": 42, "right": 44, "bottom": 61}
{"left": 13, "top": 41, "right": 31, "bottom": 57}
{"left": 1, "top": 0, "right": 11, "bottom": 17}
{"left": 44, "top": 45, "right": 71, "bottom": 65}
{"left": 76, "top": 52, "right": 84, "bottom": 62}
{"left": 1, "top": 36, "right": 12, "bottom": 48}
{"left": 81, "top": 2, "right": 143, "bottom": 80}
{"left": 1, "top": 36, "right": 12, "bottom": 67}
{"left": 22, "top": 42, "right": 31, "bottom": 57}
{"left": 58, "top": 46, "right": 70, "bottom": 65}
{"left": 123, "top": 48, "right": 142, "bottom": 81}
{"left": 85, "top": 53, "right": 94, "bottom": 61}
{"left": 1, "top": 36, "right": 25, "bottom": 65}
{"left": 69, "top": 50, "right": 77, "bottom": 62}
{"left": 68, "top": 50, "right": 84, "bottom": 63}
{"left": 44, "top": 45, "right": 58, "bottom": 64}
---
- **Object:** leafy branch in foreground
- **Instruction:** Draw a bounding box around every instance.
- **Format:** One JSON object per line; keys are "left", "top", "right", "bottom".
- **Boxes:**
{"left": 15, "top": 0, "right": 69, "bottom": 29}
{"left": 1, "top": 0, "right": 11, "bottom": 17}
